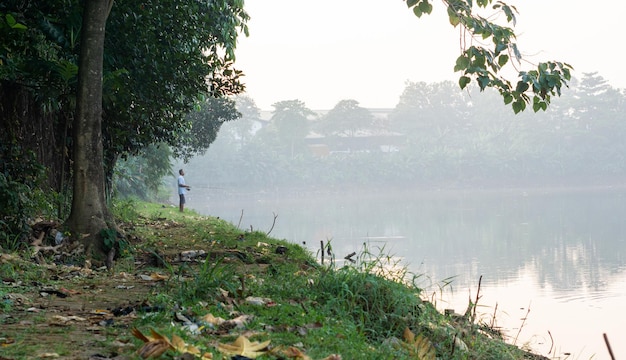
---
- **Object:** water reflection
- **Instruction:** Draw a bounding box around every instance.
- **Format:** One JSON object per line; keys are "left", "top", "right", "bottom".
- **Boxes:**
{"left": 193, "top": 188, "right": 626, "bottom": 359}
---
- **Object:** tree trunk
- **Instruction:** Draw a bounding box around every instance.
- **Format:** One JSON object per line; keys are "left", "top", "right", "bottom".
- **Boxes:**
{"left": 66, "top": 0, "right": 115, "bottom": 263}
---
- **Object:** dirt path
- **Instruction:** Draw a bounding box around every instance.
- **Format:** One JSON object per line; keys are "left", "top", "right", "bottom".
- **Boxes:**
{"left": 1, "top": 250, "right": 180, "bottom": 359}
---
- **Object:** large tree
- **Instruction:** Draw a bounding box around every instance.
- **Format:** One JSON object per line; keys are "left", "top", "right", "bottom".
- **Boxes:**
{"left": 65, "top": 0, "right": 114, "bottom": 261}
{"left": 68, "top": 0, "right": 248, "bottom": 263}
{"left": 266, "top": 100, "right": 315, "bottom": 159}
{"left": 317, "top": 99, "right": 375, "bottom": 138}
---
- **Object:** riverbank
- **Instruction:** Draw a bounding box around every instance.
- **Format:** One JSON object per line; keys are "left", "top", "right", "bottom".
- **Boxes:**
{"left": 1, "top": 199, "right": 552, "bottom": 359}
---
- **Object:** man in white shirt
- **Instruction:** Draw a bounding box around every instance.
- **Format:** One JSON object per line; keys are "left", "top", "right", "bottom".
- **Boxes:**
{"left": 178, "top": 169, "right": 191, "bottom": 212}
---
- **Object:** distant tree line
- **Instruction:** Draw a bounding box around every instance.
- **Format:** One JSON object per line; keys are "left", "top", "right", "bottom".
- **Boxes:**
{"left": 181, "top": 72, "right": 626, "bottom": 194}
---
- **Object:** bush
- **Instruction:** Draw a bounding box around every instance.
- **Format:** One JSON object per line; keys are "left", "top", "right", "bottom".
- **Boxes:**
{"left": 0, "top": 143, "right": 46, "bottom": 250}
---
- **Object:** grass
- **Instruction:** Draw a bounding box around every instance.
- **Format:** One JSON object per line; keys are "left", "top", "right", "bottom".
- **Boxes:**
{"left": 0, "top": 199, "right": 550, "bottom": 359}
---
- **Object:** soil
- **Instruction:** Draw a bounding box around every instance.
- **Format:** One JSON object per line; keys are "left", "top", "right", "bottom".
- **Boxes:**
{"left": 0, "top": 219, "right": 195, "bottom": 360}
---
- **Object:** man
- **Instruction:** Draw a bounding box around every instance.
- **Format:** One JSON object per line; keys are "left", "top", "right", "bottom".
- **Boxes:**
{"left": 178, "top": 169, "right": 191, "bottom": 212}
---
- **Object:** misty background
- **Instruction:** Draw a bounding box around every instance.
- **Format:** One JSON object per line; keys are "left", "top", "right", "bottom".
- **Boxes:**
{"left": 180, "top": 72, "right": 626, "bottom": 194}
{"left": 167, "top": 72, "right": 625, "bottom": 359}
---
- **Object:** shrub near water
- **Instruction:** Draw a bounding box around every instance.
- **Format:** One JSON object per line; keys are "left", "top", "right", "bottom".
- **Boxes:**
{"left": 314, "top": 266, "right": 426, "bottom": 339}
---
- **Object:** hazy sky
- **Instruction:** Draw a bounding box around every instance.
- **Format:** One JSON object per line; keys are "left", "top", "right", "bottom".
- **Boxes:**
{"left": 235, "top": 0, "right": 625, "bottom": 110}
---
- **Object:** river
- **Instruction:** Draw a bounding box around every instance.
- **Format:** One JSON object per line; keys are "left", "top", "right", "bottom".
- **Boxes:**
{"left": 183, "top": 186, "right": 626, "bottom": 359}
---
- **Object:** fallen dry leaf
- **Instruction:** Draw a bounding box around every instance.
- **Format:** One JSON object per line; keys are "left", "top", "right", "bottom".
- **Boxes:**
{"left": 282, "top": 346, "right": 312, "bottom": 360}
{"left": 200, "top": 313, "right": 225, "bottom": 326}
{"left": 37, "top": 353, "right": 59, "bottom": 358}
{"left": 402, "top": 327, "right": 436, "bottom": 360}
{"left": 137, "top": 339, "right": 171, "bottom": 359}
{"left": 217, "top": 335, "right": 270, "bottom": 358}
{"left": 132, "top": 328, "right": 174, "bottom": 359}
{"left": 131, "top": 327, "right": 151, "bottom": 343}
{"left": 49, "top": 315, "right": 87, "bottom": 326}
{"left": 224, "top": 314, "right": 253, "bottom": 329}
{"left": 322, "top": 355, "right": 342, "bottom": 360}
{"left": 171, "top": 334, "right": 201, "bottom": 355}
{"left": 403, "top": 327, "right": 415, "bottom": 343}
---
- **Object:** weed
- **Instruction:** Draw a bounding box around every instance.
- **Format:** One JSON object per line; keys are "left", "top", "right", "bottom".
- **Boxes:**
{"left": 0, "top": 230, "right": 25, "bottom": 252}
{"left": 111, "top": 197, "right": 141, "bottom": 223}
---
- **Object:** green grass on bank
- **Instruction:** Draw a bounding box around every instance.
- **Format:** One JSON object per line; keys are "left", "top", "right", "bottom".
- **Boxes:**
{"left": 0, "top": 199, "right": 547, "bottom": 359}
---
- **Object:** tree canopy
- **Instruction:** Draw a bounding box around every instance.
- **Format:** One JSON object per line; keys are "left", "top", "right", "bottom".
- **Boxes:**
{"left": 317, "top": 100, "right": 375, "bottom": 138}
{"left": 0, "top": 0, "right": 249, "bottom": 261}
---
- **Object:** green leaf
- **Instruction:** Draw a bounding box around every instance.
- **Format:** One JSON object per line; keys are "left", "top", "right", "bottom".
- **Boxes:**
{"left": 458, "top": 76, "right": 471, "bottom": 89}
{"left": 447, "top": 7, "right": 461, "bottom": 26}
{"left": 512, "top": 100, "right": 525, "bottom": 114}
{"left": 4, "top": 13, "right": 27, "bottom": 30}
{"left": 413, "top": 7, "right": 423, "bottom": 17}
{"left": 418, "top": 1, "right": 433, "bottom": 15}
{"left": 532, "top": 96, "right": 548, "bottom": 112}
{"left": 5, "top": 13, "right": 17, "bottom": 27}
{"left": 501, "top": 4, "right": 517, "bottom": 25}
{"left": 454, "top": 55, "right": 470, "bottom": 72}
{"left": 477, "top": 75, "right": 490, "bottom": 90}
{"left": 54, "top": 60, "right": 79, "bottom": 83}
{"left": 495, "top": 42, "right": 507, "bottom": 55}
{"left": 497, "top": 54, "right": 509, "bottom": 67}
{"left": 407, "top": 0, "right": 419, "bottom": 7}
{"left": 515, "top": 81, "right": 529, "bottom": 93}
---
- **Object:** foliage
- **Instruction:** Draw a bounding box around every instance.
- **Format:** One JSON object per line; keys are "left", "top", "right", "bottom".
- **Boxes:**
{"left": 404, "top": 0, "right": 572, "bottom": 113}
{"left": 0, "top": 0, "right": 249, "bottom": 215}
{"left": 173, "top": 96, "right": 241, "bottom": 162}
{"left": 0, "top": 0, "right": 81, "bottom": 108}
{"left": 0, "top": 143, "right": 47, "bottom": 249}
{"left": 315, "top": 265, "right": 424, "bottom": 339}
{"left": 316, "top": 99, "right": 376, "bottom": 137}
{"left": 390, "top": 81, "right": 469, "bottom": 136}
{"left": 114, "top": 144, "right": 173, "bottom": 200}
{"left": 228, "top": 95, "right": 262, "bottom": 149}
{"left": 256, "top": 100, "right": 316, "bottom": 158}
{"left": 99, "top": 227, "right": 131, "bottom": 257}
{"left": 172, "top": 257, "right": 237, "bottom": 305}
{"left": 102, "top": 0, "right": 249, "bottom": 169}
{"left": 110, "top": 197, "right": 141, "bottom": 223}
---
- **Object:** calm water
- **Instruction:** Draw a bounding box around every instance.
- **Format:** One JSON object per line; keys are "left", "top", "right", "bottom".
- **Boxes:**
{"left": 186, "top": 187, "right": 626, "bottom": 359}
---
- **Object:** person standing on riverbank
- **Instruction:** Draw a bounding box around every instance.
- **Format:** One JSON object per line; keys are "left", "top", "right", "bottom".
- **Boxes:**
{"left": 178, "top": 169, "right": 191, "bottom": 212}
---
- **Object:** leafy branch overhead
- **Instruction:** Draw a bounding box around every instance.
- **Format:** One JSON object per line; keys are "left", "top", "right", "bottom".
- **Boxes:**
{"left": 405, "top": 0, "right": 572, "bottom": 113}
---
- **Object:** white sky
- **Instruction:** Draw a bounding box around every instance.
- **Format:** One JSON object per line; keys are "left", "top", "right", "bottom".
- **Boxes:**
{"left": 235, "top": 1, "right": 625, "bottom": 110}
